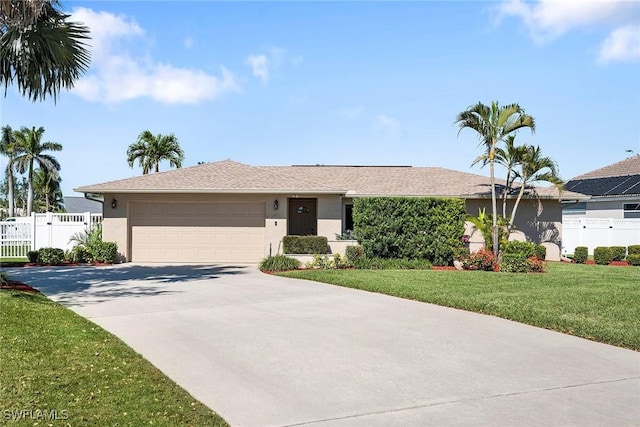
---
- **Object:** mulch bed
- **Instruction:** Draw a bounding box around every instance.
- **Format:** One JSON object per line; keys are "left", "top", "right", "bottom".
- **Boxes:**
{"left": 0, "top": 280, "right": 40, "bottom": 293}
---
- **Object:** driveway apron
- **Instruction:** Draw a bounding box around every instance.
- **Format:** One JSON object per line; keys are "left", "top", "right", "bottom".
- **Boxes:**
{"left": 6, "top": 264, "right": 640, "bottom": 427}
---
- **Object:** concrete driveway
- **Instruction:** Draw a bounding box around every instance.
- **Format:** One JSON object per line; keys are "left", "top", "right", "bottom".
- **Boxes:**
{"left": 6, "top": 264, "right": 640, "bottom": 426}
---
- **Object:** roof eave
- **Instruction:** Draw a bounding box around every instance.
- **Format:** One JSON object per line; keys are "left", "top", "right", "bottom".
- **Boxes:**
{"left": 74, "top": 187, "right": 347, "bottom": 195}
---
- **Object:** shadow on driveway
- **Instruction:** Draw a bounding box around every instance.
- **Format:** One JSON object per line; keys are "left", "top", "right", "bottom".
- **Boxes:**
{"left": 4, "top": 264, "right": 250, "bottom": 306}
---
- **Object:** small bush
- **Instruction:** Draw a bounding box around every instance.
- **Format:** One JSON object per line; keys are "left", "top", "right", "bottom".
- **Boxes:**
{"left": 307, "top": 253, "right": 351, "bottom": 269}
{"left": 500, "top": 253, "right": 529, "bottom": 273}
{"left": 335, "top": 230, "right": 357, "bottom": 240}
{"left": 574, "top": 246, "right": 588, "bottom": 264}
{"left": 0, "top": 270, "right": 9, "bottom": 285}
{"left": 27, "top": 250, "right": 39, "bottom": 263}
{"left": 68, "top": 245, "right": 93, "bottom": 263}
{"left": 92, "top": 241, "right": 119, "bottom": 264}
{"left": 594, "top": 247, "right": 612, "bottom": 265}
{"left": 534, "top": 245, "right": 547, "bottom": 260}
{"left": 628, "top": 245, "right": 640, "bottom": 255}
{"left": 461, "top": 249, "right": 498, "bottom": 271}
{"left": 627, "top": 254, "right": 640, "bottom": 266}
{"left": 526, "top": 257, "right": 546, "bottom": 273}
{"left": 502, "top": 241, "right": 536, "bottom": 258}
{"left": 610, "top": 246, "right": 627, "bottom": 261}
{"left": 345, "top": 245, "right": 364, "bottom": 263}
{"left": 283, "top": 236, "right": 328, "bottom": 254}
{"left": 259, "top": 255, "right": 300, "bottom": 272}
{"left": 38, "top": 247, "right": 65, "bottom": 265}
{"left": 354, "top": 258, "right": 431, "bottom": 270}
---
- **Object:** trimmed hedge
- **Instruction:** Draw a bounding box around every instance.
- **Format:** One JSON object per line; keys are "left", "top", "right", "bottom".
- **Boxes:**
{"left": 502, "top": 241, "right": 535, "bottom": 258}
{"left": 283, "top": 236, "right": 328, "bottom": 254}
{"left": 628, "top": 245, "right": 640, "bottom": 255}
{"left": 353, "top": 197, "right": 466, "bottom": 265}
{"left": 27, "top": 250, "right": 39, "bottom": 263}
{"left": 627, "top": 254, "right": 640, "bottom": 266}
{"left": 67, "top": 245, "right": 93, "bottom": 263}
{"left": 461, "top": 249, "right": 498, "bottom": 271}
{"left": 594, "top": 246, "right": 612, "bottom": 265}
{"left": 500, "top": 254, "right": 546, "bottom": 273}
{"left": 259, "top": 255, "right": 300, "bottom": 272}
{"left": 610, "top": 246, "right": 627, "bottom": 261}
{"left": 38, "top": 247, "right": 65, "bottom": 265}
{"left": 92, "top": 241, "right": 119, "bottom": 264}
{"left": 345, "top": 245, "right": 364, "bottom": 263}
{"left": 574, "top": 246, "right": 588, "bottom": 264}
{"left": 534, "top": 245, "right": 546, "bottom": 260}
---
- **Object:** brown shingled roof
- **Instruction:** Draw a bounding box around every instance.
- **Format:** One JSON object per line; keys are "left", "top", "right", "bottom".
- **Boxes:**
{"left": 571, "top": 155, "right": 640, "bottom": 180}
{"left": 75, "top": 159, "right": 577, "bottom": 199}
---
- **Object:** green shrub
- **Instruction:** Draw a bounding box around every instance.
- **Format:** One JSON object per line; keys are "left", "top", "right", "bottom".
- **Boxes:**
{"left": 500, "top": 253, "right": 529, "bottom": 273}
{"left": 534, "top": 245, "right": 547, "bottom": 260}
{"left": 353, "top": 197, "right": 466, "bottom": 265}
{"left": 307, "top": 253, "right": 351, "bottom": 269}
{"left": 92, "top": 241, "right": 119, "bottom": 264}
{"left": 354, "top": 257, "right": 432, "bottom": 270}
{"left": 628, "top": 245, "right": 640, "bottom": 255}
{"left": 594, "top": 247, "right": 612, "bottom": 265}
{"left": 283, "top": 236, "right": 328, "bottom": 254}
{"left": 27, "top": 250, "right": 39, "bottom": 263}
{"left": 38, "top": 247, "right": 65, "bottom": 265}
{"left": 574, "top": 246, "right": 588, "bottom": 264}
{"left": 461, "top": 249, "right": 498, "bottom": 271}
{"left": 502, "top": 241, "right": 536, "bottom": 258}
{"left": 345, "top": 245, "right": 364, "bottom": 263}
{"left": 526, "top": 257, "right": 546, "bottom": 273}
{"left": 627, "top": 254, "right": 640, "bottom": 266}
{"left": 68, "top": 245, "right": 93, "bottom": 263}
{"left": 259, "top": 255, "right": 300, "bottom": 272}
{"left": 610, "top": 246, "right": 627, "bottom": 261}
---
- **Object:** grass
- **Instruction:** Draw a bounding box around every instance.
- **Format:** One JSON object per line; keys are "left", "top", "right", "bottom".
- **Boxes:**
{"left": 0, "top": 290, "right": 228, "bottom": 426}
{"left": 279, "top": 262, "right": 640, "bottom": 351}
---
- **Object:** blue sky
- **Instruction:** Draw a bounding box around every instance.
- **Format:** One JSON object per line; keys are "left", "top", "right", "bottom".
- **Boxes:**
{"left": 2, "top": 0, "right": 639, "bottom": 196}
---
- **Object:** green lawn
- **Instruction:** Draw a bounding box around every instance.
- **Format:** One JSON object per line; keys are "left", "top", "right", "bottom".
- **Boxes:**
{"left": 0, "top": 290, "right": 228, "bottom": 426}
{"left": 279, "top": 262, "right": 640, "bottom": 351}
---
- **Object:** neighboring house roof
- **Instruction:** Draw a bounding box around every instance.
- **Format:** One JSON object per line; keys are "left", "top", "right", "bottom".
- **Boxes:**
{"left": 63, "top": 196, "right": 102, "bottom": 214}
{"left": 75, "top": 159, "right": 576, "bottom": 200}
{"left": 565, "top": 156, "right": 640, "bottom": 198}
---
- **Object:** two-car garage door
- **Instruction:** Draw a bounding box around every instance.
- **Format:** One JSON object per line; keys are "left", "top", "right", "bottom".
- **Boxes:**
{"left": 130, "top": 201, "right": 265, "bottom": 263}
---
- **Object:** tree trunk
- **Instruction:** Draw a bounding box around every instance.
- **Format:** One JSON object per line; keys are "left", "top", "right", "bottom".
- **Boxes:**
{"left": 6, "top": 163, "right": 15, "bottom": 217}
{"left": 26, "top": 161, "right": 33, "bottom": 215}
{"left": 509, "top": 181, "right": 527, "bottom": 230}
{"left": 489, "top": 151, "right": 499, "bottom": 255}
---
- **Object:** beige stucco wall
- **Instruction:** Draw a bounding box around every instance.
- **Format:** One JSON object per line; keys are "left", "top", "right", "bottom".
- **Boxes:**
{"left": 465, "top": 198, "right": 562, "bottom": 260}
{"left": 585, "top": 200, "right": 627, "bottom": 219}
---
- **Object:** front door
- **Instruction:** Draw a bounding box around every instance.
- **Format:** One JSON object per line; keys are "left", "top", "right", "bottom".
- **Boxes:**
{"left": 288, "top": 198, "right": 317, "bottom": 235}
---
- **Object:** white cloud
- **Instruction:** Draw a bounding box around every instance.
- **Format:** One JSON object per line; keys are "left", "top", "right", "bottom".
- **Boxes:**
{"left": 246, "top": 54, "right": 270, "bottom": 83}
{"left": 494, "top": 0, "right": 640, "bottom": 63}
{"left": 598, "top": 24, "right": 640, "bottom": 64}
{"left": 246, "top": 46, "right": 293, "bottom": 83}
{"left": 70, "top": 8, "right": 238, "bottom": 104}
{"left": 374, "top": 114, "right": 402, "bottom": 136}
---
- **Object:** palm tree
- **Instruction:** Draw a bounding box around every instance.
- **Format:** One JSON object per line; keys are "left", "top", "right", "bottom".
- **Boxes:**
{"left": 12, "top": 126, "right": 61, "bottom": 215}
{"left": 127, "top": 130, "right": 184, "bottom": 174}
{"left": 0, "top": 125, "right": 22, "bottom": 216}
{"left": 509, "top": 145, "right": 563, "bottom": 229}
{"left": 455, "top": 101, "right": 536, "bottom": 255}
{"left": 33, "top": 167, "right": 63, "bottom": 212}
{"left": 0, "top": 0, "right": 91, "bottom": 102}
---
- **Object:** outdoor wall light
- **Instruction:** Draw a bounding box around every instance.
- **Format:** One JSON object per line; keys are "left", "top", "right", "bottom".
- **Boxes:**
{"left": 273, "top": 199, "right": 279, "bottom": 210}
{"left": 111, "top": 198, "right": 117, "bottom": 209}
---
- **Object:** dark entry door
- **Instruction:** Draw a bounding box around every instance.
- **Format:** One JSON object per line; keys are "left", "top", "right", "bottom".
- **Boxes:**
{"left": 288, "top": 198, "right": 317, "bottom": 235}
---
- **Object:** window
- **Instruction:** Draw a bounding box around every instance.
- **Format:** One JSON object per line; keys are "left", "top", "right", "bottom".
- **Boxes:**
{"left": 623, "top": 203, "right": 640, "bottom": 218}
{"left": 562, "top": 202, "right": 586, "bottom": 216}
{"left": 344, "top": 204, "right": 354, "bottom": 231}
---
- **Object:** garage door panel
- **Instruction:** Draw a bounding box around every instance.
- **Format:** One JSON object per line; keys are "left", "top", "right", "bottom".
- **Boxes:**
{"left": 130, "top": 202, "right": 265, "bottom": 263}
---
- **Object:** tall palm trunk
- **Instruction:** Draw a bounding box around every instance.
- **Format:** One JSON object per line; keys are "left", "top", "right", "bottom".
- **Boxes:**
{"left": 509, "top": 181, "right": 528, "bottom": 230}
{"left": 26, "top": 160, "right": 34, "bottom": 215}
{"left": 489, "top": 150, "right": 498, "bottom": 255}
{"left": 6, "top": 163, "right": 15, "bottom": 217}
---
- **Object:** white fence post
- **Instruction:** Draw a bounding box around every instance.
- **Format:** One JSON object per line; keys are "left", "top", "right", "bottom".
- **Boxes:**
{"left": 30, "top": 212, "right": 36, "bottom": 252}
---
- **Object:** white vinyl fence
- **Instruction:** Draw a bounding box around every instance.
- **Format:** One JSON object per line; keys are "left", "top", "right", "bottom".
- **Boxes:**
{"left": 562, "top": 218, "right": 640, "bottom": 255}
{"left": 0, "top": 212, "right": 102, "bottom": 258}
